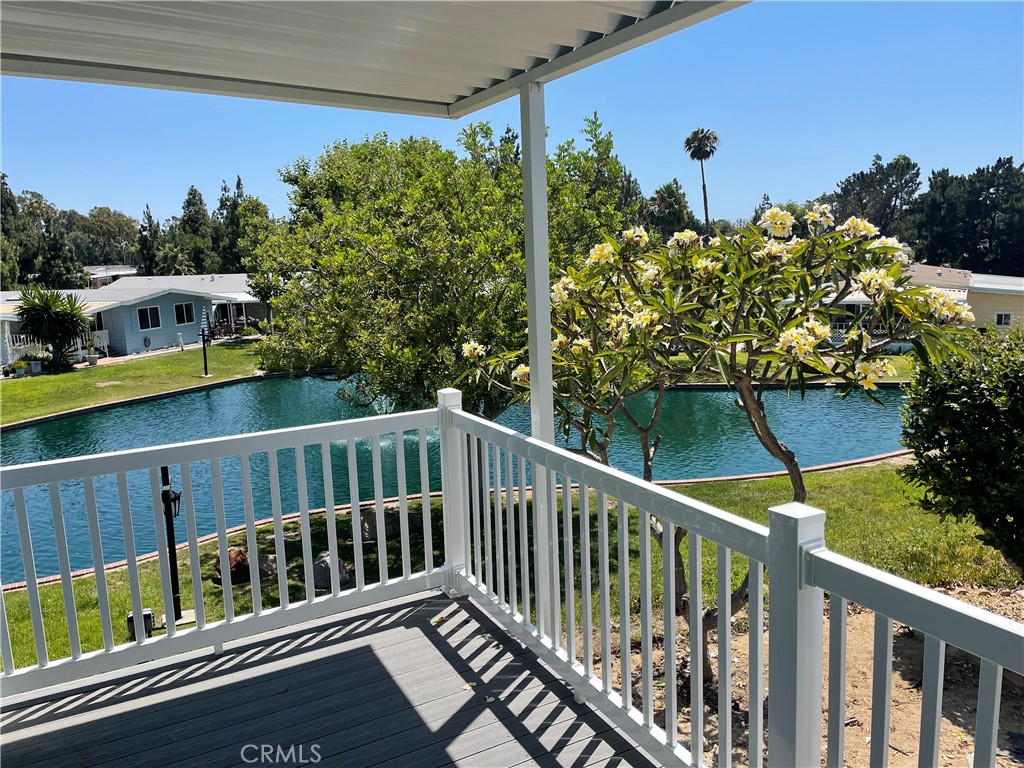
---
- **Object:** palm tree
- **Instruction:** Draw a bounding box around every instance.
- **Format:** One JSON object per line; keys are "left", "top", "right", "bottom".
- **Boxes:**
{"left": 683, "top": 128, "right": 719, "bottom": 232}
{"left": 16, "top": 285, "right": 89, "bottom": 370}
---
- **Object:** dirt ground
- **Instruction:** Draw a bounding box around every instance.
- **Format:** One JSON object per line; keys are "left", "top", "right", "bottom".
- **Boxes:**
{"left": 598, "top": 585, "right": 1024, "bottom": 767}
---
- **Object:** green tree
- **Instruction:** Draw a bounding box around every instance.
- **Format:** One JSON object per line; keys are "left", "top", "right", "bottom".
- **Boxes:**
{"left": 176, "top": 186, "right": 214, "bottom": 273}
{"left": 819, "top": 154, "right": 921, "bottom": 242}
{"left": 253, "top": 128, "right": 526, "bottom": 417}
{"left": 136, "top": 205, "right": 161, "bottom": 276}
{"left": 36, "top": 215, "right": 88, "bottom": 288}
{"left": 683, "top": 128, "right": 719, "bottom": 232}
{"left": 902, "top": 326, "right": 1024, "bottom": 576}
{"left": 1, "top": 174, "right": 28, "bottom": 286}
{"left": 15, "top": 284, "right": 90, "bottom": 369}
{"left": 643, "top": 179, "right": 700, "bottom": 242}
{"left": 914, "top": 158, "right": 1024, "bottom": 275}
{"left": 213, "top": 177, "right": 246, "bottom": 273}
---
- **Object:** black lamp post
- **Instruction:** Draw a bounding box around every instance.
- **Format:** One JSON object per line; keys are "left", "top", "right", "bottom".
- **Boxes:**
{"left": 160, "top": 465, "right": 183, "bottom": 622}
{"left": 199, "top": 308, "right": 210, "bottom": 377}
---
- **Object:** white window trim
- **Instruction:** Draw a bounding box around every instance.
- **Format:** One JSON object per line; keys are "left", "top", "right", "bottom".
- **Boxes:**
{"left": 137, "top": 305, "right": 161, "bottom": 331}
{"left": 994, "top": 312, "right": 1014, "bottom": 327}
{"left": 174, "top": 302, "right": 196, "bottom": 326}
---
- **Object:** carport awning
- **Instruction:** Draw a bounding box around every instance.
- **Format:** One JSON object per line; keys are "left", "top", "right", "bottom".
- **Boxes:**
{"left": 0, "top": 0, "right": 742, "bottom": 117}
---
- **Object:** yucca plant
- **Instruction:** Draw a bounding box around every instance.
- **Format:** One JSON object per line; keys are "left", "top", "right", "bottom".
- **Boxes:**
{"left": 15, "top": 285, "right": 89, "bottom": 371}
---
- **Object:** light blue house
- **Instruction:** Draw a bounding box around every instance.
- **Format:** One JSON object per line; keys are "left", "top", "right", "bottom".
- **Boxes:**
{"left": 96, "top": 288, "right": 218, "bottom": 356}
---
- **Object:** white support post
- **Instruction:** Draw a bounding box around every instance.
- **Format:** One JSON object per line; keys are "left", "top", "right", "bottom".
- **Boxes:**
{"left": 767, "top": 502, "right": 826, "bottom": 768}
{"left": 520, "top": 81, "right": 556, "bottom": 643}
{"left": 438, "top": 388, "right": 467, "bottom": 596}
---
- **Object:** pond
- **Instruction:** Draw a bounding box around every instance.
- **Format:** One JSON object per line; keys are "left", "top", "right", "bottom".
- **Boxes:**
{"left": 0, "top": 377, "right": 905, "bottom": 582}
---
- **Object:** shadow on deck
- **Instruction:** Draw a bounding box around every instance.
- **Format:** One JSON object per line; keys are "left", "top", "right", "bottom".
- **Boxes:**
{"left": 0, "top": 592, "right": 656, "bottom": 767}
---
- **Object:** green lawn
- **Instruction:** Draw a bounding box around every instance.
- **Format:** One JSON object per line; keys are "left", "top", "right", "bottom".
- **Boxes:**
{"left": 3, "top": 464, "right": 1016, "bottom": 670}
{"left": 0, "top": 340, "right": 262, "bottom": 425}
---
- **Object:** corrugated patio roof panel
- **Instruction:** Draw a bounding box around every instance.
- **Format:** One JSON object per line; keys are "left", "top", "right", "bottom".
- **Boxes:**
{"left": 0, "top": 1, "right": 744, "bottom": 117}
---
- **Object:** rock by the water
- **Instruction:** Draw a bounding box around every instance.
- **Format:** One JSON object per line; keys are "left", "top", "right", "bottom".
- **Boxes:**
{"left": 360, "top": 506, "right": 425, "bottom": 542}
{"left": 257, "top": 553, "right": 277, "bottom": 580}
{"left": 213, "top": 547, "right": 250, "bottom": 584}
{"left": 312, "top": 551, "right": 352, "bottom": 591}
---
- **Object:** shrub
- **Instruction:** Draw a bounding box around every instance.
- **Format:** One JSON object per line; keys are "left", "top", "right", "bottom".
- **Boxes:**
{"left": 901, "top": 325, "right": 1024, "bottom": 577}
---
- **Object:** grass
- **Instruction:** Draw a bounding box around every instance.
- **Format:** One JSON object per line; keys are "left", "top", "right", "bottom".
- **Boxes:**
{"left": 0, "top": 340, "right": 262, "bottom": 425}
{"left": 3, "top": 464, "right": 1017, "bottom": 671}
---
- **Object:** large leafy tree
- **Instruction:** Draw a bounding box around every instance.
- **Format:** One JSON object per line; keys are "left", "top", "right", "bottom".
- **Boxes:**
{"left": 683, "top": 128, "right": 719, "bottom": 232}
{"left": 818, "top": 154, "right": 921, "bottom": 242}
{"left": 902, "top": 326, "right": 1024, "bottom": 576}
{"left": 252, "top": 127, "right": 527, "bottom": 417}
{"left": 16, "top": 284, "right": 90, "bottom": 369}
{"left": 136, "top": 205, "right": 161, "bottom": 276}
{"left": 643, "top": 179, "right": 701, "bottom": 242}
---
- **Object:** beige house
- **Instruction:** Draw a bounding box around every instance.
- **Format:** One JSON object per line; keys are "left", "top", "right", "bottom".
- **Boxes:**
{"left": 966, "top": 272, "right": 1024, "bottom": 332}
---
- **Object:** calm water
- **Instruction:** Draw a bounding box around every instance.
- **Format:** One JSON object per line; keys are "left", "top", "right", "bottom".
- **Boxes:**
{"left": 0, "top": 378, "right": 905, "bottom": 582}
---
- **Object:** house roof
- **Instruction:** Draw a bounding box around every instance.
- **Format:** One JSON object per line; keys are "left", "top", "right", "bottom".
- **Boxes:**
{"left": 96, "top": 274, "right": 258, "bottom": 304}
{"left": 906, "top": 263, "right": 973, "bottom": 290}
{"left": 0, "top": 1, "right": 743, "bottom": 118}
{"left": 84, "top": 265, "right": 139, "bottom": 278}
{"left": 969, "top": 272, "right": 1024, "bottom": 295}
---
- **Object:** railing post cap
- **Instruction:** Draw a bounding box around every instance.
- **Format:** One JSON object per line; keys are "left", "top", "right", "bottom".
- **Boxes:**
{"left": 437, "top": 388, "right": 462, "bottom": 407}
{"left": 769, "top": 501, "right": 826, "bottom": 522}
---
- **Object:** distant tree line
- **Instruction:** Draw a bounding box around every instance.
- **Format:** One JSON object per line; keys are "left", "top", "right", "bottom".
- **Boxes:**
{"left": 756, "top": 154, "right": 1024, "bottom": 276}
{"left": 0, "top": 174, "right": 272, "bottom": 289}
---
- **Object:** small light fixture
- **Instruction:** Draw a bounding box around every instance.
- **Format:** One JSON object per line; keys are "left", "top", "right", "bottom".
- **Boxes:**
{"left": 163, "top": 486, "right": 181, "bottom": 518}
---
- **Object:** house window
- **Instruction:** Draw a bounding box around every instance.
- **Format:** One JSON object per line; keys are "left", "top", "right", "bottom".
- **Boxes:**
{"left": 137, "top": 306, "right": 161, "bottom": 331}
{"left": 93, "top": 312, "right": 105, "bottom": 332}
{"left": 995, "top": 312, "right": 1013, "bottom": 328}
{"left": 174, "top": 302, "right": 196, "bottom": 325}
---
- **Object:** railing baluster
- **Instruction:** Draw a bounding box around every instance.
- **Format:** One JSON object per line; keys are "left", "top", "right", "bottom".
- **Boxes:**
{"left": 550, "top": 470, "right": 562, "bottom": 647}
{"left": 918, "top": 634, "right": 945, "bottom": 768}
{"left": 345, "top": 440, "right": 364, "bottom": 591}
{"left": 617, "top": 497, "right": 631, "bottom": 712}
{"left": 689, "top": 531, "right": 704, "bottom": 765}
{"left": 463, "top": 436, "right": 473, "bottom": 582}
{"left": 268, "top": 450, "right": 290, "bottom": 607}
{"left": 148, "top": 469, "right": 176, "bottom": 637}
{"left": 870, "top": 614, "right": 894, "bottom": 767}
{"left": 210, "top": 460, "right": 234, "bottom": 622}
{"left": 0, "top": 588, "right": 15, "bottom": 673}
{"left": 240, "top": 455, "right": 263, "bottom": 613}
{"left": 180, "top": 465, "right": 205, "bottom": 628}
{"left": 663, "top": 521, "right": 677, "bottom": 748}
{"left": 48, "top": 482, "right": 81, "bottom": 658}
{"left": 394, "top": 432, "right": 412, "bottom": 580}
{"left": 417, "top": 428, "right": 433, "bottom": 573}
{"left": 469, "top": 436, "right": 482, "bottom": 583}
{"left": 718, "top": 544, "right": 732, "bottom": 768}
{"left": 563, "top": 474, "right": 576, "bottom": 664}
{"left": 13, "top": 488, "right": 47, "bottom": 664}
{"left": 370, "top": 435, "right": 388, "bottom": 585}
{"left": 827, "top": 595, "right": 848, "bottom": 768}
{"left": 493, "top": 445, "right": 505, "bottom": 605}
{"left": 83, "top": 477, "right": 114, "bottom": 650}
{"left": 639, "top": 509, "right": 653, "bottom": 728}
{"left": 505, "top": 449, "right": 517, "bottom": 614}
{"left": 115, "top": 473, "right": 145, "bottom": 645}
{"left": 749, "top": 558, "right": 765, "bottom": 768}
{"left": 295, "top": 447, "right": 315, "bottom": 599}
{"left": 598, "top": 491, "right": 611, "bottom": 694}
{"left": 320, "top": 442, "right": 341, "bottom": 596}
{"left": 483, "top": 442, "right": 494, "bottom": 592}
{"left": 517, "top": 454, "right": 530, "bottom": 626}
{"left": 580, "top": 483, "right": 593, "bottom": 679}
{"left": 974, "top": 659, "right": 1003, "bottom": 767}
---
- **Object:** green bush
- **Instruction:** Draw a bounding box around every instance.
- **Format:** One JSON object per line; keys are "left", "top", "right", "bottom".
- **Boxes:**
{"left": 901, "top": 325, "right": 1024, "bottom": 576}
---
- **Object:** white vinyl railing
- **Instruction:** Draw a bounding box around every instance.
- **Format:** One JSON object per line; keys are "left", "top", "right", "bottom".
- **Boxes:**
{"left": 8, "top": 330, "right": 109, "bottom": 359}
{"left": 2, "top": 387, "right": 1021, "bottom": 768}
{"left": 0, "top": 408, "right": 443, "bottom": 694}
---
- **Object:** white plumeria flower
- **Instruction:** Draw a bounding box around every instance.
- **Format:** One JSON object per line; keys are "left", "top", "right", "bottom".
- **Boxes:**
{"left": 551, "top": 276, "right": 577, "bottom": 303}
{"left": 668, "top": 229, "right": 700, "bottom": 249}
{"left": 587, "top": 242, "right": 615, "bottom": 266}
{"left": 856, "top": 268, "right": 896, "bottom": 298}
{"left": 622, "top": 226, "right": 649, "bottom": 246}
{"left": 511, "top": 364, "right": 530, "bottom": 382}
{"left": 837, "top": 216, "right": 880, "bottom": 239}
{"left": 804, "top": 203, "right": 835, "bottom": 231}
{"left": 462, "top": 340, "right": 486, "bottom": 360}
{"left": 757, "top": 206, "right": 797, "bottom": 239}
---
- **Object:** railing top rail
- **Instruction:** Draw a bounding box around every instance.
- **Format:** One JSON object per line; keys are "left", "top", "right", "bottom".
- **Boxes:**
{"left": 1, "top": 408, "right": 438, "bottom": 490}
{"left": 811, "top": 549, "right": 1024, "bottom": 673}
{"left": 451, "top": 409, "right": 769, "bottom": 561}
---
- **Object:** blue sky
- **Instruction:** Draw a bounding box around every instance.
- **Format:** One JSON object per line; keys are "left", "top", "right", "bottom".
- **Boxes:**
{"left": 2, "top": 1, "right": 1022, "bottom": 225}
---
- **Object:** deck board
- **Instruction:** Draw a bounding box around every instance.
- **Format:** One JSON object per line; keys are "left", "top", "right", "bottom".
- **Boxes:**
{"left": 1, "top": 592, "right": 656, "bottom": 768}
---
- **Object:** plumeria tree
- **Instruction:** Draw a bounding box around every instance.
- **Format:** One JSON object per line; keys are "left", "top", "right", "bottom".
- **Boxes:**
{"left": 469, "top": 204, "right": 975, "bottom": 683}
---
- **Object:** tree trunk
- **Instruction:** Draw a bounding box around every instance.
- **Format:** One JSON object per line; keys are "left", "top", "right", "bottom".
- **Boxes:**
{"left": 733, "top": 376, "right": 807, "bottom": 503}
{"left": 700, "top": 159, "right": 710, "bottom": 233}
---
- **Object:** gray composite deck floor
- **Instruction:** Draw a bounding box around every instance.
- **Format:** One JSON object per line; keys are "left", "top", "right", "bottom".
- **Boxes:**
{"left": 0, "top": 592, "right": 657, "bottom": 768}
